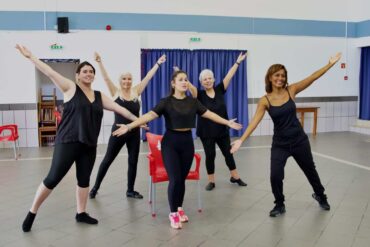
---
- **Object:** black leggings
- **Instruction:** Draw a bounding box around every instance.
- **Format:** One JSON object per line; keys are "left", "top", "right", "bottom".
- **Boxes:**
{"left": 200, "top": 135, "right": 236, "bottom": 175}
{"left": 93, "top": 130, "right": 140, "bottom": 192}
{"left": 161, "top": 130, "right": 194, "bottom": 213}
{"left": 270, "top": 137, "right": 325, "bottom": 205}
{"left": 43, "top": 142, "right": 97, "bottom": 189}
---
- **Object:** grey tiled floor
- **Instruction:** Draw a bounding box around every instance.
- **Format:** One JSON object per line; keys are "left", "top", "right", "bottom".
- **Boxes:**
{"left": 1, "top": 132, "right": 370, "bottom": 247}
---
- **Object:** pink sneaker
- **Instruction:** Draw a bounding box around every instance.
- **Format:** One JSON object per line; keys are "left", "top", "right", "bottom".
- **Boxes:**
{"left": 177, "top": 207, "right": 189, "bottom": 223}
{"left": 169, "top": 213, "right": 182, "bottom": 229}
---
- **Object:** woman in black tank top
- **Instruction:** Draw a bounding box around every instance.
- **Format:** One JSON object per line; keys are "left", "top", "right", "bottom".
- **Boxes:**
{"left": 16, "top": 45, "right": 139, "bottom": 232}
{"left": 89, "top": 52, "right": 166, "bottom": 200}
{"left": 231, "top": 53, "right": 341, "bottom": 217}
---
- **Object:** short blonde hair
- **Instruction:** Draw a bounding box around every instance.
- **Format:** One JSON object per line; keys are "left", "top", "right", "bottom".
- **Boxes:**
{"left": 199, "top": 69, "right": 214, "bottom": 82}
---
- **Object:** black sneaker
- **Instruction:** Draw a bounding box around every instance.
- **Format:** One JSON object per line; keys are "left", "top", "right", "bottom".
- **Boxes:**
{"left": 75, "top": 212, "right": 98, "bottom": 224}
{"left": 269, "top": 204, "right": 286, "bottom": 217}
{"left": 205, "top": 182, "right": 215, "bottom": 191}
{"left": 22, "top": 211, "right": 36, "bottom": 232}
{"left": 230, "top": 177, "right": 247, "bottom": 186}
{"left": 312, "top": 193, "right": 330, "bottom": 210}
{"left": 126, "top": 191, "right": 143, "bottom": 199}
{"left": 89, "top": 187, "right": 98, "bottom": 199}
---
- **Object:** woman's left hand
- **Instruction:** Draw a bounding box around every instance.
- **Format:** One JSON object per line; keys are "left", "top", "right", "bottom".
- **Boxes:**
{"left": 329, "top": 52, "right": 342, "bottom": 65}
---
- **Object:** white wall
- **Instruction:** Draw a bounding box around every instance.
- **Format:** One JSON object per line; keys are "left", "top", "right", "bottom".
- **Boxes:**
{"left": 0, "top": 0, "right": 361, "bottom": 22}
{"left": 0, "top": 31, "right": 141, "bottom": 104}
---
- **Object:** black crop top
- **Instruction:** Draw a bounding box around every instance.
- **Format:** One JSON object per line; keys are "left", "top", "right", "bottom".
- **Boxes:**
{"left": 151, "top": 96, "right": 207, "bottom": 130}
{"left": 55, "top": 85, "right": 103, "bottom": 146}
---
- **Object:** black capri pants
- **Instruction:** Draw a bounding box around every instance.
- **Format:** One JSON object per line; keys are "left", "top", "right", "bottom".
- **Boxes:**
{"left": 43, "top": 142, "right": 97, "bottom": 189}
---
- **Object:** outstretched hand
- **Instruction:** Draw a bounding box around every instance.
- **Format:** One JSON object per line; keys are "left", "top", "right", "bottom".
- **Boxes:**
{"left": 230, "top": 139, "right": 242, "bottom": 154}
{"left": 157, "top": 54, "right": 166, "bottom": 65}
{"left": 112, "top": 124, "right": 129, "bottom": 137}
{"left": 228, "top": 118, "right": 243, "bottom": 130}
{"left": 236, "top": 51, "right": 247, "bottom": 64}
{"left": 15, "top": 44, "right": 32, "bottom": 58}
{"left": 94, "top": 52, "right": 102, "bottom": 62}
{"left": 329, "top": 52, "right": 341, "bottom": 65}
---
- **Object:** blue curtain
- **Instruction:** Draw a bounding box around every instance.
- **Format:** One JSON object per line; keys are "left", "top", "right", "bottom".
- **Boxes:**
{"left": 141, "top": 49, "right": 248, "bottom": 138}
{"left": 360, "top": 47, "right": 370, "bottom": 120}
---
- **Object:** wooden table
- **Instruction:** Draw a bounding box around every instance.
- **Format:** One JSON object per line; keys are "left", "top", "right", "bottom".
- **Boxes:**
{"left": 296, "top": 107, "right": 319, "bottom": 136}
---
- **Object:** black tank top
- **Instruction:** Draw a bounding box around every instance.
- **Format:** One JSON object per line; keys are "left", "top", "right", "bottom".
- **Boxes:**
{"left": 266, "top": 90, "right": 306, "bottom": 145}
{"left": 55, "top": 85, "right": 103, "bottom": 146}
{"left": 112, "top": 97, "right": 140, "bottom": 132}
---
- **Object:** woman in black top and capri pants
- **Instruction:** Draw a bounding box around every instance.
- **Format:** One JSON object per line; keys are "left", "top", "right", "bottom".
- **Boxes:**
{"left": 231, "top": 53, "right": 341, "bottom": 217}
{"left": 190, "top": 52, "right": 247, "bottom": 190}
{"left": 113, "top": 70, "right": 242, "bottom": 229}
{"left": 89, "top": 53, "right": 166, "bottom": 200}
{"left": 16, "top": 45, "right": 138, "bottom": 232}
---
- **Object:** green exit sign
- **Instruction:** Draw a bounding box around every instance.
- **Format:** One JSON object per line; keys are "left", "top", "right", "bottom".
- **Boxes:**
{"left": 50, "top": 44, "right": 63, "bottom": 50}
{"left": 190, "top": 37, "right": 201, "bottom": 42}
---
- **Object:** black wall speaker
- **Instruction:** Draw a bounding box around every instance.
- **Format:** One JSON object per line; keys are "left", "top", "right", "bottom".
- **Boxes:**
{"left": 57, "top": 17, "right": 69, "bottom": 33}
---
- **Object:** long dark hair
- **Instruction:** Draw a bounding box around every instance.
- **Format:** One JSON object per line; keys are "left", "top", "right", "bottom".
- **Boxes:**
{"left": 76, "top": 61, "right": 95, "bottom": 74}
{"left": 169, "top": 70, "right": 188, "bottom": 96}
{"left": 264, "top": 64, "right": 288, "bottom": 93}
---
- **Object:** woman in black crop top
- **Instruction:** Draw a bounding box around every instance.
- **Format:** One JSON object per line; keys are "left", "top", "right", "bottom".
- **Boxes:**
{"left": 113, "top": 70, "right": 242, "bottom": 229}
{"left": 89, "top": 52, "right": 166, "bottom": 200}
{"left": 231, "top": 53, "right": 341, "bottom": 217}
{"left": 190, "top": 52, "right": 247, "bottom": 191}
{"left": 16, "top": 45, "right": 139, "bottom": 232}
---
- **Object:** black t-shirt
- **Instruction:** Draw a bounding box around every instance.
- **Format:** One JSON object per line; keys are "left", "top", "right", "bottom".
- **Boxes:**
{"left": 196, "top": 82, "right": 229, "bottom": 138}
{"left": 112, "top": 97, "right": 140, "bottom": 134}
{"left": 55, "top": 85, "right": 103, "bottom": 146}
{"left": 152, "top": 96, "right": 207, "bottom": 130}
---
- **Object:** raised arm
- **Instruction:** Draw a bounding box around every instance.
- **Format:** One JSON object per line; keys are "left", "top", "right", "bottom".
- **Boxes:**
{"left": 289, "top": 52, "right": 341, "bottom": 96}
{"left": 223, "top": 52, "right": 247, "bottom": 90}
{"left": 133, "top": 54, "right": 166, "bottom": 96}
{"left": 230, "top": 97, "right": 268, "bottom": 153}
{"left": 16, "top": 44, "right": 75, "bottom": 96}
{"left": 201, "top": 110, "right": 242, "bottom": 130}
{"left": 101, "top": 93, "right": 137, "bottom": 121}
{"left": 94, "top": 52, "right": 118, "bottom": 97}
{"left": 112, "top": 111, "right": 158, "bottom": 137}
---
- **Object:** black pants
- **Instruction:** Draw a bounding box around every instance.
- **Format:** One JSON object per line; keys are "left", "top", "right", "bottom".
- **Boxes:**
{"left": 161, "top": 130, "right": 194, "bottom": 212}
{"left": 93, "top": 130, "right": 140, "bottom": 192}
{"left": 270, "top": 137, "right": 325, "bottom": 205}
{"left": 200, "top": 135, "right": 236, "bottom": 175}
{"left": 43, "top": 142, "right": 97, "bottom": 189}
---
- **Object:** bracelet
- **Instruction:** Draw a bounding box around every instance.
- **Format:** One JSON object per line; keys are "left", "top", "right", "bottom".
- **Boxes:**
{"left": 156, "top": 62, "right": 161, "bottom": 67}
{"left": 236, "top": 62, "right": 240, "bottom": 66}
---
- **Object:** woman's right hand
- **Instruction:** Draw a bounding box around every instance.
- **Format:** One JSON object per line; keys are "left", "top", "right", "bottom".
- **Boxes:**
{"left": 94, "top": 52, "right": 102, "bottom": 63}
{"left": 228, "top": 118, "right": 243, "bottom": 130}
{"left": 15, "top": 44, "right": 32, "bottom": 58}
{"left": 112, "top": 124, "right": 129, "bottom": 137}
{"left": 230, "top": 139, "right": 243, "bottom": 154}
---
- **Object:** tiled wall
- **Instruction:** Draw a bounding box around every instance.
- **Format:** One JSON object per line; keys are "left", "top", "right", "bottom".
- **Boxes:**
{"left": 0, "top": 104, "right": 38, "bottom": 148}
{"left": 248, "top": 97, "right": 358, "bottom": 136}
{"left": 0, "top": 97, "right": 364, "bottom": 148}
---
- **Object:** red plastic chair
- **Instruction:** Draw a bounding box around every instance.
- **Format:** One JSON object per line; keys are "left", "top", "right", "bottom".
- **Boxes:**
{"left": 54, "top": 110, "right": 62, "bottom": 126}
{"left": 146, "top": 132, "right": 202, "bottom": 217}
{"left": 0, "top": 124, "right": 20, "bottom": 159}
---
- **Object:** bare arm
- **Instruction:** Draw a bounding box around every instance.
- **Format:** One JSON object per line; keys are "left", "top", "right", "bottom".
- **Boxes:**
{"left": 112, "top": 111, "right": 158, "bottom": 137}
{"left": 133, "top": 54, "right": 166, "bottom": 96}
{"left": 188, "top": 81, "right": 198, "bottom": 98}
{"left": 201, "top": 110, "right": 242, "bottom": 130}
{"left": 101, "top": 93, "right": 137, "bottom": 121}
{"left": 230, "top": 97, "right": 268, "bottom": 153}
{"left": 16, "top": 44, "right": 75, "bottom": 95}
{"left": 94, "top": 52, "right": 118, "bottom": 97}
{"left": 223, "top": 52, "right": 247, "bottom": 89}
{"left": 289, "top": 52, "right": 341, "bottom": 96}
